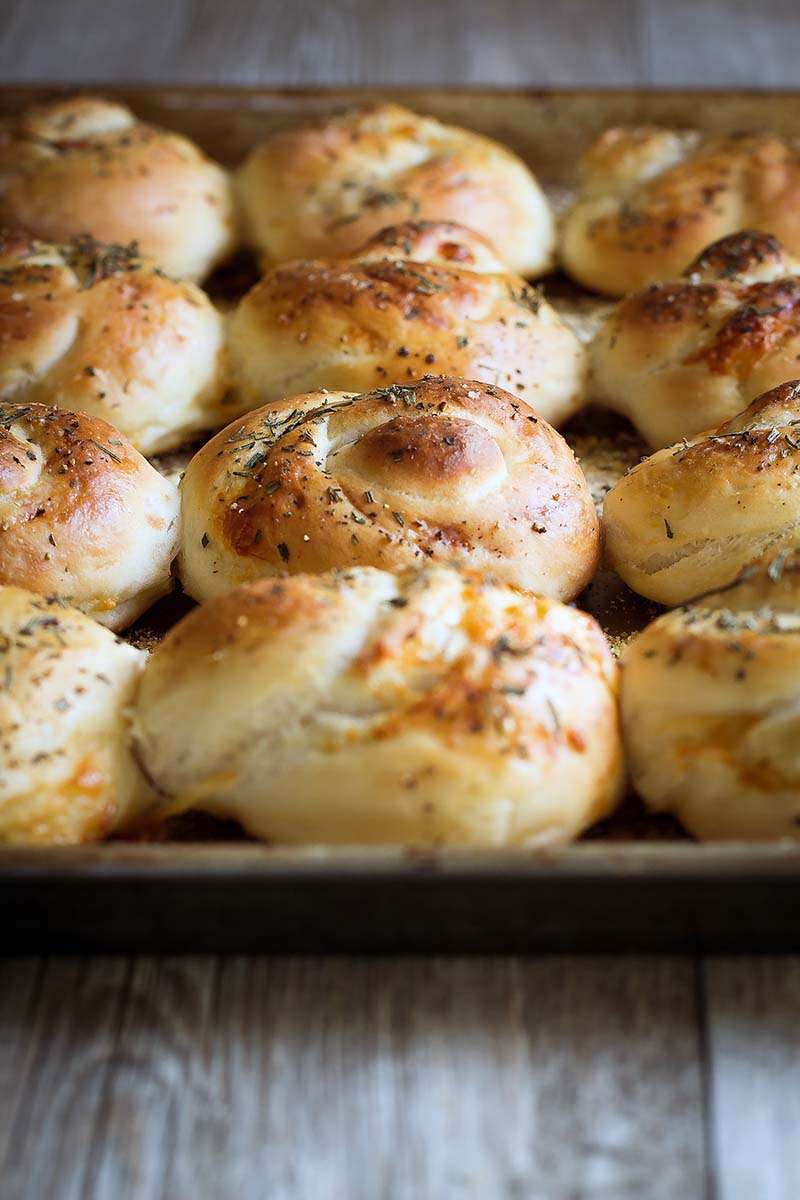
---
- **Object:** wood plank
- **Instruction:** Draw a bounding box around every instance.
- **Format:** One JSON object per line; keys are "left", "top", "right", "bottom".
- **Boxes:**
{"left": 0, "top": 0, "right": 191, "bottom": 83}
{"left": 641, "top": 0, "right": 800, "bottom": 86}
{"left": 0, "top": 957, "right": 45, "bottom": 1164}
{"left": 1, "top": 0, "right": 641, "bottom": 86}
{"left": 0, "top": 956, "right": 707, "bottom": 1200}
{"left": 704, "top": 958, "right": 800, "bottom": 1200}
{"left": 0, "top": 957, "right": 132, "bottom": 1200}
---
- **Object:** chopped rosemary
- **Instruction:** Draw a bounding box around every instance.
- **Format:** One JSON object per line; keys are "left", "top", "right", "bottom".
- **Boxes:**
{"left": 88, "top": 438, "right": 121, "bottom": 463}
{"left": 507, "top": 284, "right": 543, "bottom": 316}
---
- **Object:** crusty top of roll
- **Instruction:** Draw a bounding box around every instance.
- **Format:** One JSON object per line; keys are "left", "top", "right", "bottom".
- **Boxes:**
{"left": 603, "top": 379, "right": 800, "bottom": 606}
{"left": 132, "top": 566, "right": 623, "bottom": 847}
{"left": 236, "top": 102, "right": 555, "bottom": 277}
{"left": 561, "top": 127, "right": 800, "bottom": 295}
{"left": 0, "top": 95, "right": 236, "bottom": 281}
{"left": 591, "top": 231, "right": 800, "bottom": 448}
{"left": 0, "top": 585, "right": 150, "bottom": 844}
{"left": 0, "top": 401, "right": 180, "bottom": 630}
{"left": 0, "top": 230, "right": 229, "bottom": 455}
{"left": 621, "top": 567, "right": 800, "bottom": 840}
{"left": 358, "top": 220, "right": 507, "bottom": 272}
{"left": 178, "top": 375, "right": 600, "bottom": 604}
{"left": 228, "top": 220, "right": 586, "bottom": 429}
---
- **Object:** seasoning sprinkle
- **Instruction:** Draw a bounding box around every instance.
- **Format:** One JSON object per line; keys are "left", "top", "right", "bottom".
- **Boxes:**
{"left": 768, "top": 549, "right": 790, "bottom": 583}
{"left": 88, "top": 438, "right": 121, "bottom": 464}
{"left": 0, "top": 407, "right": 30, "bottom": 426}
{"left": 507, "top": 284, "right": 542, "bottom": 316}
{"left": 546, "top": 698, "right": 562, "bottom": 735}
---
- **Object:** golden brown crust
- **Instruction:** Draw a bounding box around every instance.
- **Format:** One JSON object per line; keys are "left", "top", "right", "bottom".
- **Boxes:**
{"left": 132, "top": 566, "right": 623, "bottom": 847}
{"left": 603, "top": 380, "right": 800, "bottom": 606}
{"left": 0, "top": 231, "right": 229, "bottom": 454}
{"left": 0, "top": 95, "right": 236, "bottom": 281}
{"left": 228, "top": 222, "right": 586, "bottom": 428}
{"left": 0, "top": 401, "right": 180, "bottom": 629}
{"left": 562, "top": 128, "right": 800, "bottom": 295}
{"left": 0, "top": 585, "right": 151, "bottom": 844}
{"left": 687, "top": 230, "right": 790, "bottom": 282}
{"left": 686, "top": 279, "right": 800, "bottom": 375}
{"left": 236, "top": 103, "right": 555, "bottom": 276}
{"left": 591, "top": 232, "right": 800, "bottom": 448}
{"left": 178, "top": 375, "right": 600, "bottom": 603}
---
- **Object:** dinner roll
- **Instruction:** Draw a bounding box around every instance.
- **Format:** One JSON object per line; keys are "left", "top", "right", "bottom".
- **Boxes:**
{"left": 622, "top": 554, "right": 800, "bottom": 839}
{"left": 561, "top": 128, "right": 800, "bottom": 295}
{"left": 228, "top": 221, "right": 586, "bottom": 428}
{"left": 0, "top": 231, "right": 229, "bottom": 455}
{"left": 178, "top": 375, "right": 600, "bottom": 603}
{"left": 132, "top": 566, "right": 623, "bottom": 847}
{"left": 0, "top": 94, "right": 236, "bottom": 281}
{"left": 0, "top": 401, "right": 179, "bottom": 629}
{"left": 0, "top": 586, "right": 149, "bottom": 844}
{"left": 236, "top": 102, "right": 555, "bottom": 276}
{"left": 591, "top": 232, "right": 800, "bottom": 448}
{"left": 603, "top": 380, "right": 800, "bottom": 606}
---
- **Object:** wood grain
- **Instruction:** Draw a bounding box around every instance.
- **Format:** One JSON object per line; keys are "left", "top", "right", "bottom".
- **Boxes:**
{"left": 1, "top": 0, "right": 641, "bottom": 86}
{"left": 6, "top": 0, "right": 800, "bottom": 88}
{"left": 0, "top": 957, "right": 707, "bottom": 1200}
{"left": 704, "top": 959, "right": 800, "bottom": 1200}
{"left": 641, "top": 0, "right": 800, "bottom": 86}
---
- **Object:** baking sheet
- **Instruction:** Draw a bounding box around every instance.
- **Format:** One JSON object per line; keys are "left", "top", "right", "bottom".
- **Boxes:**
{"left": 3, "top": 85, "right": 800, "bottom": 951}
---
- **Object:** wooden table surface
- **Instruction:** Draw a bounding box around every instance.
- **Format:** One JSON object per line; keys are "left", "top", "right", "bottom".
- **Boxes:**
{"left": 4, "top": 2, "right": 800, "bottom": 1196}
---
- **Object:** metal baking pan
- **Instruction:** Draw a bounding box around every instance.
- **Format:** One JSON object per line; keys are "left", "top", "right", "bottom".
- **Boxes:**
{"left": 4, "top": 84, "right": 800, "bottom": 954}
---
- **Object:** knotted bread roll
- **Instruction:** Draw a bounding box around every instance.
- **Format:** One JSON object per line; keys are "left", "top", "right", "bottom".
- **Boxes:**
{"left": 0, "top": 401, "right": 179, "bottom": 629}
{"left": 178, "top": 375, "right": 600, "bottom": 603}
{"left": 561, "top": 128, "right": 800, "bottom": 295}
{"left": 228, "top": 220, "right": 586, "bottom": 428}
{"left": 0, "top": 231, "right": 229, "bottom": 455}
{"left": 132, "top": 566, "right": 623, "bottom": 847}
{"left": 0, "top": 586, "right": 150, "bottom": 844}
{"left": 591, "top": 232, "right": 800, "bottom": 448}
{"left": 237, "top": 102, "right": 555, "bottom": 276}
{"left": 603, "top": 380, "right": 800, "bottom": 606}
{"left": 0, "top": 94, "right": 236, "bottom": 281}
{"left": 622, "top": 549, "right": 800, "bottom": 839}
